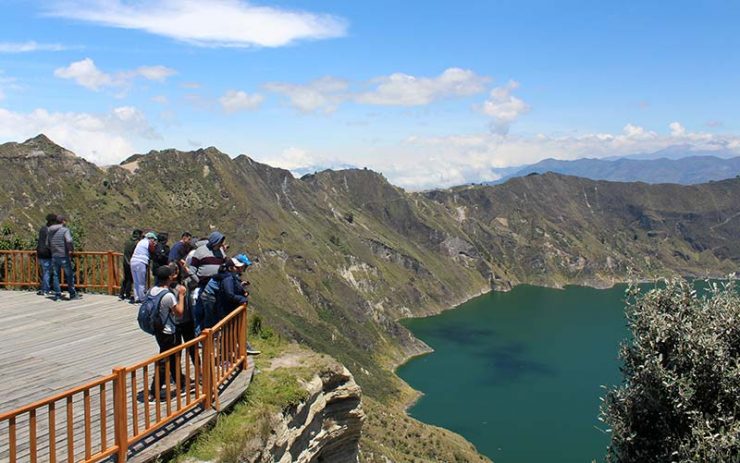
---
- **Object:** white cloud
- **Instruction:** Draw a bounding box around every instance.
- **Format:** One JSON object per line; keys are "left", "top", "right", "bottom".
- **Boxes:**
{"left": 265, "top": 77, "right": 348, "bottom": 113}
{"left": 219, "top": 90, "right": 264, "bottom": 112}
{"left": 623, "top": 123, "right": 657, "bottom": 140}
{"left": 54, "top": 58, "right": 176, "bottom": 91}
{"left": 54, "top": 58, "right": 113, "bottom": 90}
{"left": 0, "top": 41, "right": 67, "bottom": 53}
{"left": 262, "top": 146, "right": 317, "bottom": 170}
{"left": 669, "top": 121, "right": 686, "bottom": 137}
{"left": 265, "top": 69, "right": 489, "bottom": 113}
{"left": 0, "top": 106, "right": 159, "bottom": 164}
{"left": 135, "top": 65, "right": 176, "bottom": 82}
{"left": 370, "top": 122, "right": 740, "bottom": 190}
{"left": 45, "top": 0, "right": 347, "bottom": 48}
{"left": 479, "top": 80, "right": 530, "bottom": 134}
{"left": 355, "top": 68, "right": 489, "bottom": 106}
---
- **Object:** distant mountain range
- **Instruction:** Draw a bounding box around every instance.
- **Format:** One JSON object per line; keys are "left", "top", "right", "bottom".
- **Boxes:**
{"left": 487, "top": 155, "right": 740, "bottom": 185}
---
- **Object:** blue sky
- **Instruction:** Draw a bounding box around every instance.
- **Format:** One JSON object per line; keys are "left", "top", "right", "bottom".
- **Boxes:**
{"left": 0, "top": 0, "right": 738, "bottom": 189}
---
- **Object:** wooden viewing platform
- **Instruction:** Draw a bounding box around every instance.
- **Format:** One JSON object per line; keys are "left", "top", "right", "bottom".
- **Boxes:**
{"left": 0, "top": 289, "right": 254, "bottom": 463}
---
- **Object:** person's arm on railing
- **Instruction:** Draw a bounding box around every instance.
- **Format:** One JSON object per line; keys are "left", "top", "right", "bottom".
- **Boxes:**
{"left": 222, "top": 275, "right": 248, "bottom": 306}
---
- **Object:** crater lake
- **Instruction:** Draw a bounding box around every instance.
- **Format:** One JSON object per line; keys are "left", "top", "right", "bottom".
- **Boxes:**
{"left": 397, "top": 284, "right": 631, "bottom": 463}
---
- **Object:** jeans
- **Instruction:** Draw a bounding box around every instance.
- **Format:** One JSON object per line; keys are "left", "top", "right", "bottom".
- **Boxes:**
{"left": 193, "top": 292, "right": 217, "bottom": 336}
{"left": 51, "top": 256, "right": 76, "bottom": 297}
{"left": 131, "top": 260, "right": 147, "bottom": 303}
{"left": 38, "top": 258, "right": 52, "bottom": 293}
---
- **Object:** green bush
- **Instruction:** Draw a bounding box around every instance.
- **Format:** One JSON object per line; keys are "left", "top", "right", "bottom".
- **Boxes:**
{"left": 602, "top": 277, "right": 740, "bottom": 462}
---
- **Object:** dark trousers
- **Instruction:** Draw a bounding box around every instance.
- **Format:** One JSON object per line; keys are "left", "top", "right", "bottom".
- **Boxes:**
{"left": 176, "top": 320, "right": 197, "bottom": 366}
{"left": 120, "top": 262, "right": 133, "bottom": 298}
{"left": 51, "top": 256, "right": 76, "bottom": 297}
{"left": 150, "top": 332, "right": 182, "bottom": 395}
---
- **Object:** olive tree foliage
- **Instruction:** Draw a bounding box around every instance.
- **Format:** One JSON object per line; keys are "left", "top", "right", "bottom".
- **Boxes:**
{"left": 601, "top": 277, "right": 740, "bottom": 463}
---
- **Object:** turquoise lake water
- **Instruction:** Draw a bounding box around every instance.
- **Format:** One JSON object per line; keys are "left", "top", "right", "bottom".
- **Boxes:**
{"left": 396, "top": 284, "right": 631, "bottom": 463}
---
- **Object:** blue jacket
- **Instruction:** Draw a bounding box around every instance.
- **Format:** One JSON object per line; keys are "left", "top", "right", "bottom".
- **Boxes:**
{"left": 215, "top": 271, "right": 248, "bottom": 319}
{"left": 168, "top": 241, "right": 189, "bottom": 263}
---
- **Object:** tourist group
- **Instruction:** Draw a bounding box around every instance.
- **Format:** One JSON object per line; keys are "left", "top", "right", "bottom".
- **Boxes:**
{"left": 36, "top": 215, "right": 259, "bottom": 400}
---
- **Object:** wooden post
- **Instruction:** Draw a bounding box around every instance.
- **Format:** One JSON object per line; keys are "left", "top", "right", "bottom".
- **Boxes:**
{"left": 240, "top": 304, "right": 248, "bottom": 370}
{"left": 202, "top": 329, "right": 213, "bottom": 410}
{"left": 113, "top": 367, "right": 128, "bottom": 462}
{"left": 107, "top": 252, "right": 115, "bottom": 295}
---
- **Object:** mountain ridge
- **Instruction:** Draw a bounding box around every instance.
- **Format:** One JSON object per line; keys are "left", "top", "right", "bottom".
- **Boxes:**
{"left": 1, "top": 135, "right": 738, "bottom": 461}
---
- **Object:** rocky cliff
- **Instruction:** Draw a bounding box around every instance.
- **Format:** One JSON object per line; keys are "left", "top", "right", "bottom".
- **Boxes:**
{"left": 253, "top": 363, "right": 364, "bottom": 463}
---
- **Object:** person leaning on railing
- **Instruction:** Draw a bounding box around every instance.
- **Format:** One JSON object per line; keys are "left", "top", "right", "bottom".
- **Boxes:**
{"left": 35, "top": 213, "right": 57, "bottom": 296}
{"left": 149, "top": 265, "right": 186, "bottom": 401}
{"left": 47, "top": 215, "right": 79, "bottom": 301}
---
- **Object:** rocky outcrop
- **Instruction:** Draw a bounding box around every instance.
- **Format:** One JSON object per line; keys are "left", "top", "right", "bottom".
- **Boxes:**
{"left": 252, "top": 364, "right": 365, "bottom": 463}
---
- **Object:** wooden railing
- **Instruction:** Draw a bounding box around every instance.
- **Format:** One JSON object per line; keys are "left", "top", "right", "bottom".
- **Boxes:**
{"left": 0, "top": 304, "right": 249, "bottom": 462}
{"left": 0, "top": 251, "right": 124, "bottom": 295}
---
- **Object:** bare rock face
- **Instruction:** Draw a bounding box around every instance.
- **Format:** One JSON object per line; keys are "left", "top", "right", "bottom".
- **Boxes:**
{"left": 252, "top": 364, "right": 365, "bottom": 463}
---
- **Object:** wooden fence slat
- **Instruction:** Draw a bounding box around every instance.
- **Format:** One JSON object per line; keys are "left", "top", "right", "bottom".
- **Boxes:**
{"left": 48, "top": 403, "right": 56, "bottom": 463}
{"left": 66, "top": 396, "right": 73, "bottom": 463}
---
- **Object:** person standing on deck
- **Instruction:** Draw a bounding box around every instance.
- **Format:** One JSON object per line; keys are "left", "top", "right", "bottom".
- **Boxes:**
{"left": 47, "top": 215, "right": 79, "bottom": 301}
{"left": 189, "top": 231, "right": 227, "bottom": 291}
{"left": 150, "top": 232, "right": 170, "bottom": 277}
{"left": 120, "top": 229, "right": 142, "bottom": 303}
{"left": 148, "top": 265, "right": 185, "bottom": 401}
{"left": 130, "top": 232, "right": 157, "bottom": 303}
{"left": 36, "top": 213, "right": 57, "bottom": 296}
{"left": 168, "top": 232, "right": 192, "bottom": 264}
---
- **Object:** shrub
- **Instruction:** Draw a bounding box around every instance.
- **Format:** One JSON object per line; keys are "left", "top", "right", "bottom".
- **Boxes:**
{"left": 601, "top": 277, "right": 740, "bottom": 462}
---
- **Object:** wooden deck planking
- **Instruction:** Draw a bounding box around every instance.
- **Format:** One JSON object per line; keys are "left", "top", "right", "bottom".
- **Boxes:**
{"left": 0, "top": 291, "right": 157, "bottom": 414}
{"left": 0, "top": 290, "right": 254, "bottom": 463}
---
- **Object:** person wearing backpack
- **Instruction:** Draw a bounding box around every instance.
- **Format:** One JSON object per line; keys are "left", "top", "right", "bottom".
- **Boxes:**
{"left": 35, "top": 213, "right": 57, "bottom": 296}
{"left": 145, "top": 265, "right": 186, "bottom": 401}
{"left": 150, "top": 232, "right": 170, "bottom": 278}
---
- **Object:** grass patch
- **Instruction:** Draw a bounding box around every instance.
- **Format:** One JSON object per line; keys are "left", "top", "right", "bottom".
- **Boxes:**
{"left": 173, "top": 332, "right": 335, "bottom": 463}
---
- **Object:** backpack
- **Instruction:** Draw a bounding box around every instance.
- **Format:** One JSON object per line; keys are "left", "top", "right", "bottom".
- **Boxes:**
{"left": 137, "top": 289, "right": 173, "bottom": 335}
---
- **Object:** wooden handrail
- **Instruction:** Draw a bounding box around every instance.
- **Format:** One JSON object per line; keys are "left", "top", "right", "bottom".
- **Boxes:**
{"left": 0, "top": 250, "right": 125, "bottom": 295}
{"left": 0, "top": 375, "right": 116, "bottom": 422}
{"left": 0, "top": 301, "right": 249, "bottom": 462}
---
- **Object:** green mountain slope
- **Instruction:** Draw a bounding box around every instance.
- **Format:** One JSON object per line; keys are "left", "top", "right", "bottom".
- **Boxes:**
{"left": 2, "top": 135, "right": 738, "bottom": 461}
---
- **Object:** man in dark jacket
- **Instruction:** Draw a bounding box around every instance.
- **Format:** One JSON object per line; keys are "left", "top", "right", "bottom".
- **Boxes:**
{"left": 36, "top": 213, "right": 57, "bottom": 296}
{"left": 150, "top": 232, "right": 170, "bottom": 277}
{"left": 120, "top": 229, "right": 142, "bottom": 302}
{"left": 214, "top": 254, "right": 260, "bottom": 355}
{"left": 47, "top": 215, "right": 78, "bottom": 301}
